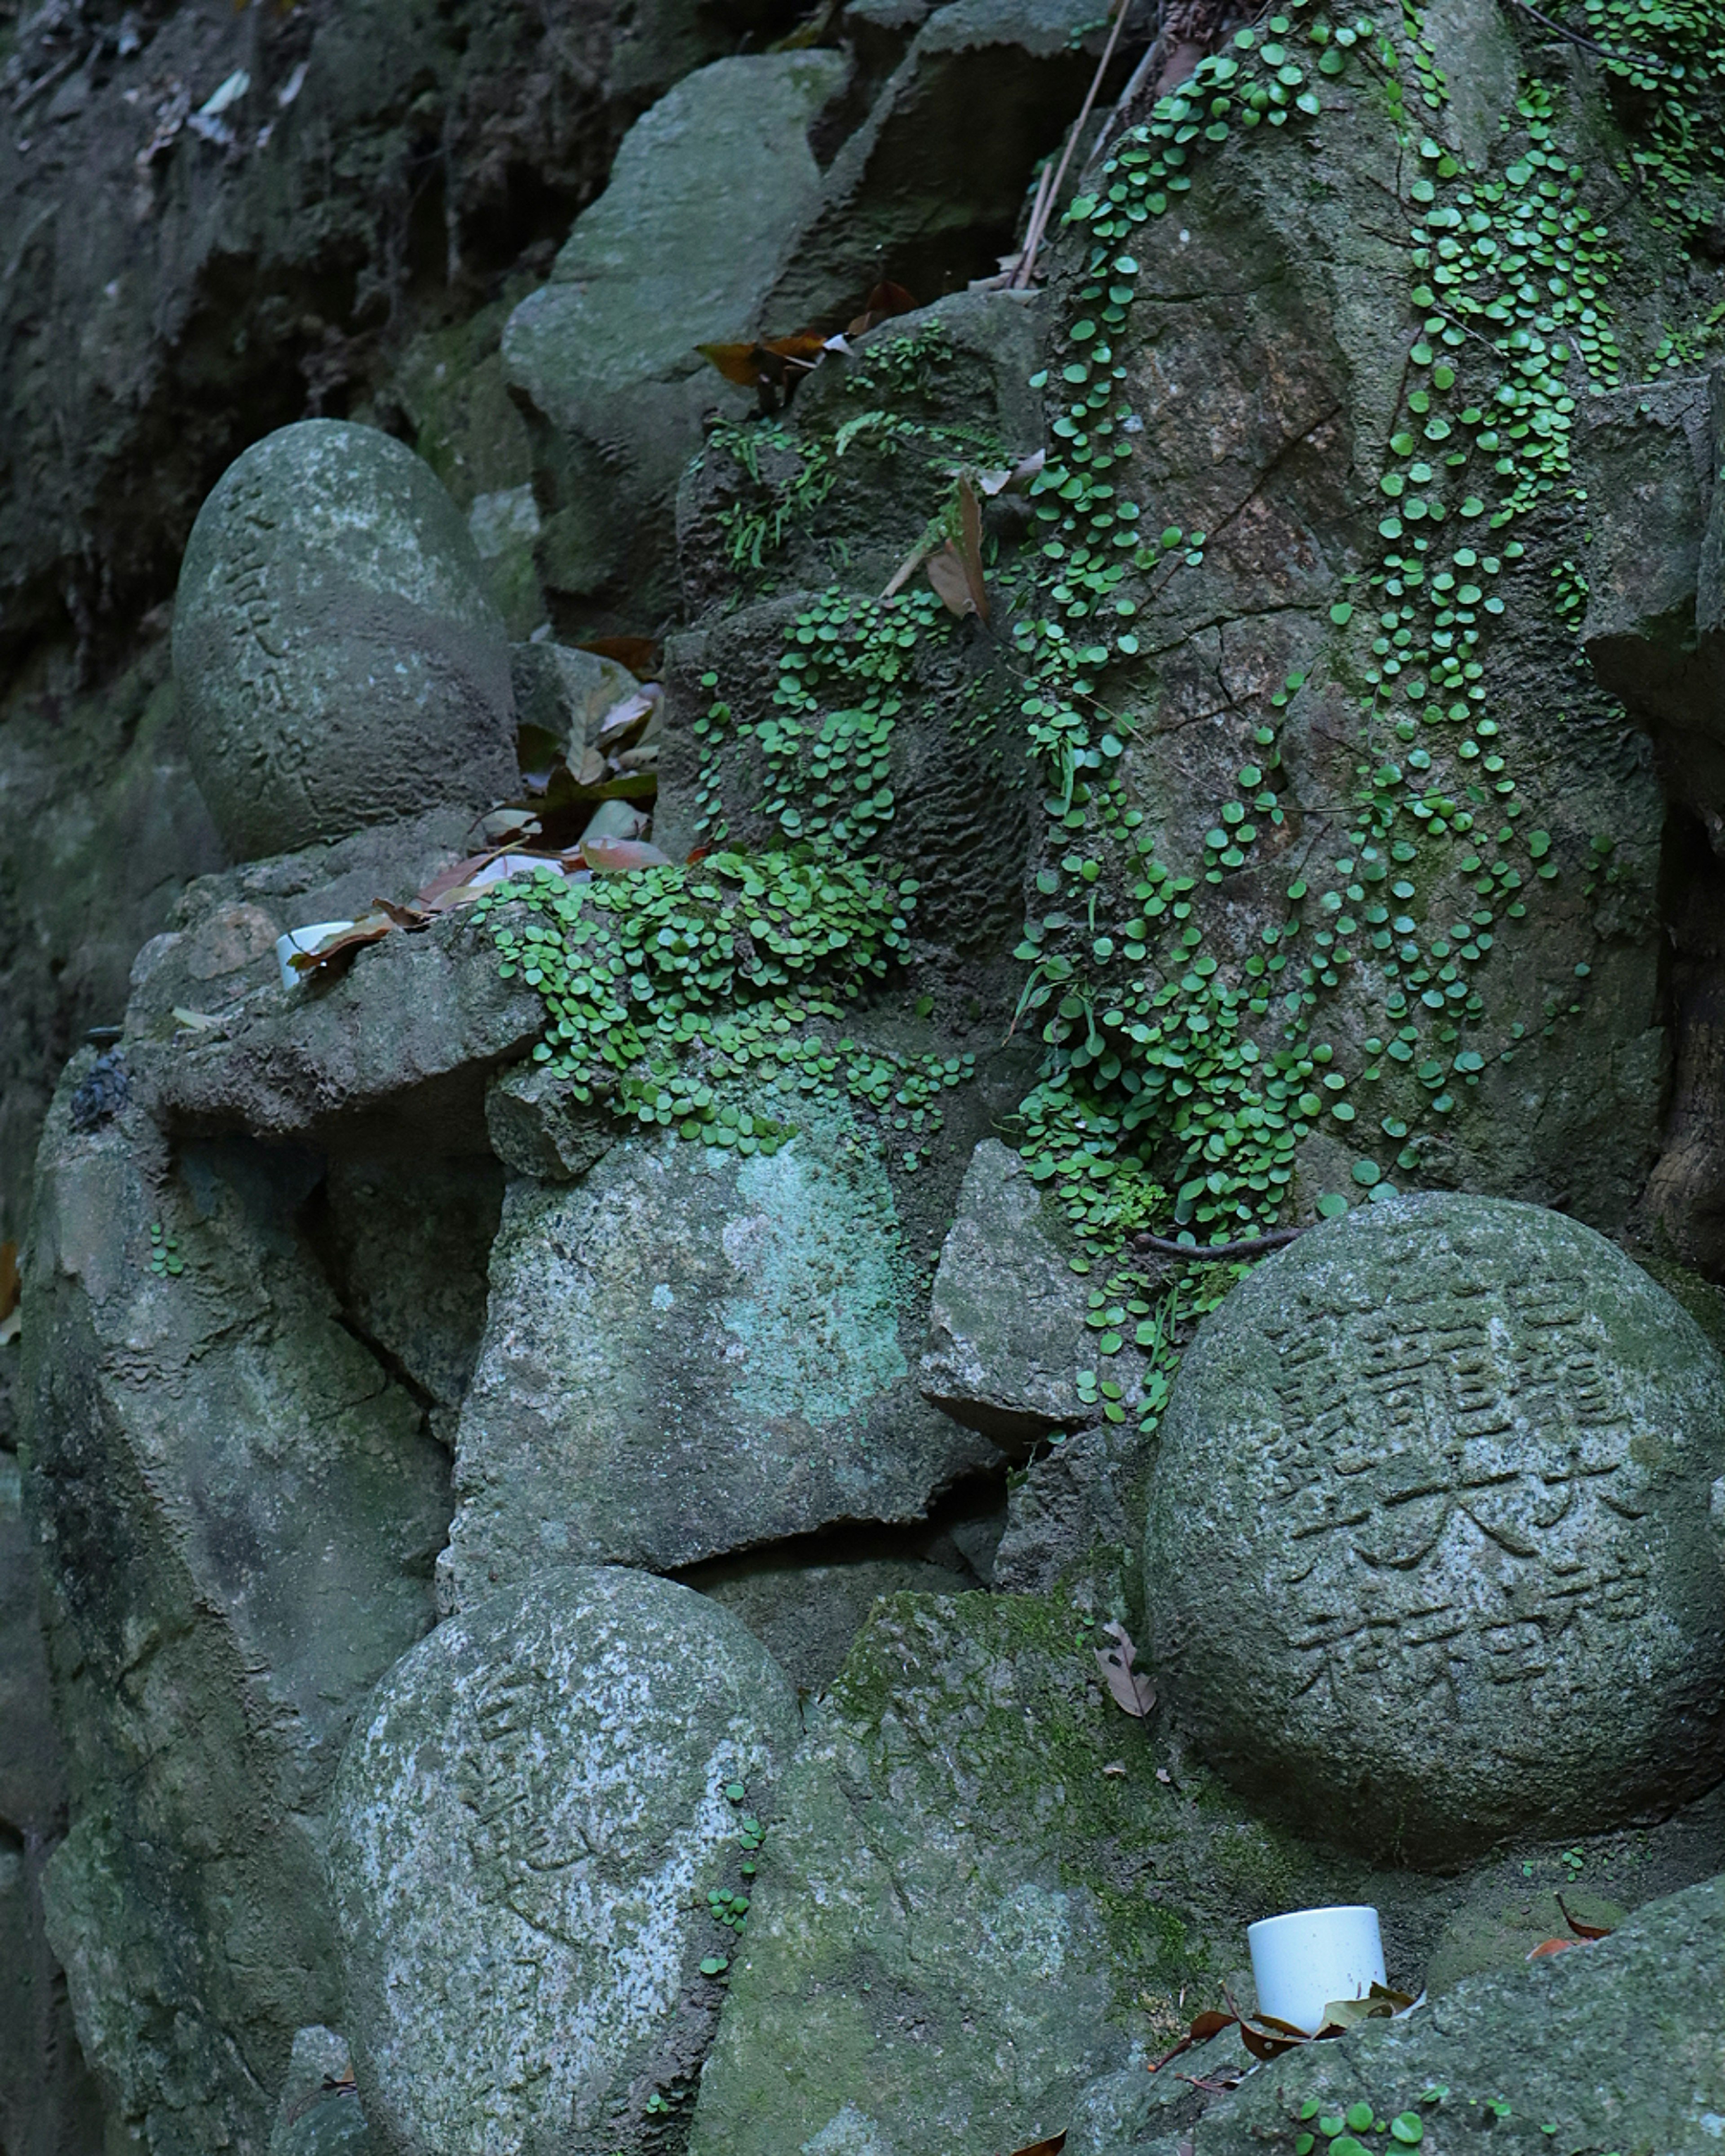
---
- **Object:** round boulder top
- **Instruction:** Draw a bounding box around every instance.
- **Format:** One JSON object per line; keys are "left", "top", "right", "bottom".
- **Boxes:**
{"left": 326, "top": 1563, "right": 800, "bottom": 2156}
{"left": 172, "top": 420, "right": 516, "bottom": 862}
{"left": 1145, "top": 1192, "right": 1725, "bottom": 1860}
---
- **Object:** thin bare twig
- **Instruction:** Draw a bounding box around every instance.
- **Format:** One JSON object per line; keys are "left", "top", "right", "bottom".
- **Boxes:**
{"left": 1013, "top": 0, "right": 1138, "bottom": 290}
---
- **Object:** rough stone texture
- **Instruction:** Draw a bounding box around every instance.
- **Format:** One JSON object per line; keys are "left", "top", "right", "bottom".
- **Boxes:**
{"left": 686, "top": 1546, "right": 979, "bottom": 1691}
{"left": 1146, "top": 1193, "right": 1725, "bottom": 1859}
{"left": 1064, "top": 2031, "right": 1249, "bottom": 2156}
{"left": 991, "top": 1421, "right": 1142, "bottom": 1609}
{"left": 122, "top": 813, "right": 547, "bottom": 1147}
{"left": 438, "top": 1113, "right": 1000, "bottom": 1607}
{"left": 920, "top": 1139, "right": 1123, "bottom": 1446}
{"left": 0, "top": 1453, "right": 107, "bottom": 2156}
{"left": 484, "top": 1062, "right": 619, "bottom": 1182}
{"left": 23, "top": 1077, "right": 452, "bottom": 2152}
{"left": 503, "top": 52, "right": 850, "bottom": 621}
{"left": 1153, "top": 1873, "right": 1725, "bottom": 2156}
{"left": 1577, "top": 368, "right": 1723, "bottom": 751}
{"left": 0, "top": 641, "right": 227, "bottom": 1253}
{"left": 327, "top": 1564, "right": 801, "bottom": 2156}
{"left": 1420, "top": 1882, "right": 1628, "bottom": 1995}
{"left": 510, "top": 640, "right": 638, "bottom": 762}
{"left": 172, "top": 420, "right": 517, "bottom": 860}
{"left": 684, "top": 1587, "right": 1478, "bottom": 2156}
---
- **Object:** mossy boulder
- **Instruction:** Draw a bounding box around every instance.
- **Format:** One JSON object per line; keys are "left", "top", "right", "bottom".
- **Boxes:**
{"left": 172, "top": 422, "right": 517, "bottom": 861}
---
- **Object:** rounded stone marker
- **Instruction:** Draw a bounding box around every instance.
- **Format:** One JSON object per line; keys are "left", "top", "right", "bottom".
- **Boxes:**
{"left": 327, "top": 1564, "right": 800, "bottom": 2154}
{"left": 1145, "top": 1193, "right": 1725, "bottom": 1858}
{"left": 173, "top": 420, "right": 516, "bottom": 860}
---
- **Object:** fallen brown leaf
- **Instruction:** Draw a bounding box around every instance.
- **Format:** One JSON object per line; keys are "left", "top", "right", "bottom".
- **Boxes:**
{"left": 582, "top": 834, "right": 672, "bottom": 872}
{"left": 697, "top": 332, "right": 828, "bottom": 402}
{"left": 1004, "top": 2135, "right": 1065, "bottom": 2156}
{"left": 288, "top": 915, "right": 394, "bottom": 974}
{"left": 846, "top": 278, "right": 917, "bottom": 336}
{"left": 0, "top": 1240, "right": 18, "bottom": 1323}
{"left": 1094, "top": 1621, "right": 1156, "bottom": 1719}
{"left": 1557, "top": 1895, "right": 1614, "bottom": 1942}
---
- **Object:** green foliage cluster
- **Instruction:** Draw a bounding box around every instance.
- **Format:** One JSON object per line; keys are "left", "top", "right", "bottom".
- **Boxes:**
{"left": 707, "top": 420, "right": 837, "bottom": 571}
{"left": 470, "top": 856, "right": 970, "bottom": 1158}
{"left": 1566, "top": 0, "right": 1725, "bottom": 253}
{"left": 694, "top": 586, "right": 946, "bottom": 850}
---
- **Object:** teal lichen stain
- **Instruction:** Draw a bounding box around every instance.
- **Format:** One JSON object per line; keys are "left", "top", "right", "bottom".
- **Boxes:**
{"left": 719, "top": 1126, "right": 908, "bottom": 1426}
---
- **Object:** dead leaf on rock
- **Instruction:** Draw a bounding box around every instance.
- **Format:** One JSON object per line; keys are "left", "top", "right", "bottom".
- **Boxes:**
{"left": 698, "top": 332, "right": 828, "bottom": 406}
{"left": 1557, "top": 1895, "right": 1614, "bottom": 1942}
{"left": 582, "top": 834, "right": 672, "bottom": 872}
{"left": 1003, "top": 2135, "right": 1066, "bottom": 2156}
{"left": 1095, "top": 1621, "right": 1156, "bottom": 1718}
{"left": 0, "top": 1240, "right": 19, "bottom": 1324}
{"left": 927, "top": 477, "right": 990, "bottom": 620}
{"left": 846, "top": 279, "right": 917, "bottom": 336}
{"left": 288, "top": 914, "right": 395, "bottom": 975}
{"left": 594, "top": 685, "right": 662, "bottom": 750}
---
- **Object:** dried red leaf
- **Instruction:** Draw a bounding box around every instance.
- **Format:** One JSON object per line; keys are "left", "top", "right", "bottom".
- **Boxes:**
{"left": 1527, "top": 1938, "right": 1577, "bottom": 1960}
{"left": 1558, "top": 1895, "right": 1614, "bottom": 1941}
{"left": 1004, "top": 2135, "right": 1065, "bottom": 2156}
{"left": 372, "top": 897, "right": 429, "bottom": 930}
{"left": 686, "top": 844, "right": 712, "bottom": 865}
{"left": 0, "top": 1239, "right": 18, "bottom": 1323}
{"left": 697, "top": 332, "right": 827, "bottom": 394}
{"left": 575, "top": 636, "right": 660, "bottom": 679}
{"left": 288, "top": 915, "right": 394, "bottom": 974}
{"left": 957, "top": 473, "right": 990, "bottom": 621}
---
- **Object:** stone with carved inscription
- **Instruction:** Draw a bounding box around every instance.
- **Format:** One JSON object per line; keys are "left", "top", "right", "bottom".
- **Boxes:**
{"left": 1145, "top": 1192, "right": 1725, "bottom": 1857}
{"left": 173, "top": 420, "right": 517, "bottom": 860}
{"left": 327, "top": 1564, "right": 801, "bottom": 2155}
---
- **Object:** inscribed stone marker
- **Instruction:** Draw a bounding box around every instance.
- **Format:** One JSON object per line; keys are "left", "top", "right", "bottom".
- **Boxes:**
{"left": 1146, "top": 1192, "right": 1725, "bottom": 1856}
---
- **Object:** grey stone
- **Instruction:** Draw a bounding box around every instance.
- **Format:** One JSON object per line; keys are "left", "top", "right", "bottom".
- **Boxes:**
{"left": 484, "top": 1061, "right": 617, "bottom": 1182}
{"left": 1577, "top": 369, "right": 1722, "bottom": 742}
{"left": 510, "top": 640, "right": 639, "bottom": 764}
{"left": 271, "top": 2027, "right": 376, "bottom": 2156}
{"left": 1146, "top": 1193, "right": 1725, "bottom": 1859}
{"left": 920, "top": 1139, "right": 1125, "bottom": 1447}
{"left": 1421, "top": 1883, "right": 1628, "bottom": 1996}
{"left": 687, "top": 1550, "right": 977, "bottom": 1691}
{"left": 136, "top": 892, "right": 545, "bottom": 1155}
{"left": 24, "top": 1078, "right": 451, "bottom": 2152}
{"left": 437, "top": 1113, "right": 999, "bottom": 1608}
{"left": 172, "top": 421, "right": 517, "bottom": 861}
{"left": 0, "top": 1454, "right": 107, "bottom": 2156}
{"left": 503, "top": 53, "right": 849, "bottom": 615}
{"left": 327, "top": 1564, "right": 801, "bottom": 2156}
{"left": 992, "top": 1422, "right": 1140, "bottom": 1605}
{"left": 1065, "top": 2030, "right": 1247, "bottom": 2156}
{"left": 1177, "top": 1873, "right": 1725, "bottom": 2156}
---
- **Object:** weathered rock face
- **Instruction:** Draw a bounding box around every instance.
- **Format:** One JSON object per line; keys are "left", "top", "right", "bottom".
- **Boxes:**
{"left": 920, "top": 1138, "right": 1124, "bottom": 1446}
{"left": 270, "top": 2027, "right": 376, "bottom": 2156}
{"left": 0, "top": 1452, "right": 107, "bottom": 2156}
{"left": 172, "top": 421, "right": 517, "bottom": 860}
{"left": 504, "top": 52, "right": 851, "bottom": 620}
{"left": 23, "top": 1065, "right": 454, "bottom": 2152}
{"left": 438, "top": 1113, "right": 999, "bottom": 1607}
{"left": 1146, "top": 1193, "right": 1725, "bottom": 1859}
{"left": 1128, "top": 1872, "right": 1725, "bottom": 2156}
{"left": 327, "top": 1564, "right": 801, "bottom": 2155}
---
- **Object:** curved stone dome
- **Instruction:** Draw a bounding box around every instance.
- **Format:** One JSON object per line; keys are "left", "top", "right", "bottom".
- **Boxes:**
{"left": 1145, "top": 1192, "right": 1725, "bottom": 1859}
{"left": 172, "top": 420, "right": 516, "bottom": 860}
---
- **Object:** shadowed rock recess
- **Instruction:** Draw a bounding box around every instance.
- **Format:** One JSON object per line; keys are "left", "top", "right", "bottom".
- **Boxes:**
{"left": 3, "top": 0, "right": 1725, "bottom": 2149}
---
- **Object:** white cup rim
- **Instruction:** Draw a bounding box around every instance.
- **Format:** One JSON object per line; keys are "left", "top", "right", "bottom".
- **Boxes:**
{"left": 1248, "top": 1904, "right": 1380, "bottom": 1942}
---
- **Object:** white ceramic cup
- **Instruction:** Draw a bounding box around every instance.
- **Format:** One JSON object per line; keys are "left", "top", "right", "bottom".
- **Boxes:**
{"left": 274, "top": 921, "right": 356, "bottom": 990}
{"left": 1247, "top": 1904, "right": 1386, "bottom": 2034}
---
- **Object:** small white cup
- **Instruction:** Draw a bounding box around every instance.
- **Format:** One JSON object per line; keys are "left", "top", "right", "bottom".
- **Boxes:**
{"left": 1247, "top": 1904, "right": 1386, "bottom": 2034}
{"left": 275, "top": 921, "right": 356, "bottom": 989}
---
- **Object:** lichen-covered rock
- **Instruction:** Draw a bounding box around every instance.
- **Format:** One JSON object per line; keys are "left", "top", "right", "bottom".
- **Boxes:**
{"left": 327, "top": 1564, "right": 801, "bottom": 2156}
{"left": 24, "top": 1074, "right": 452, "bottom": 2152}
{"left": 438, "top": 1112, "right": 998, "bottom": 1607}
{"left": 1146, "top": 1193, "right": 1725, "bottom": 1858}
{"left": 688, "top": 1547, "right": 981, "bottom": 1691}
{"left": 172, "top": 421, "right": 517, "bottom": 860}
{"left": 503, "top": 53, "right": 849, "bottom": 618}
{"left": 1168, "top": 1873, "right": 1725, "bottom": 2156}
